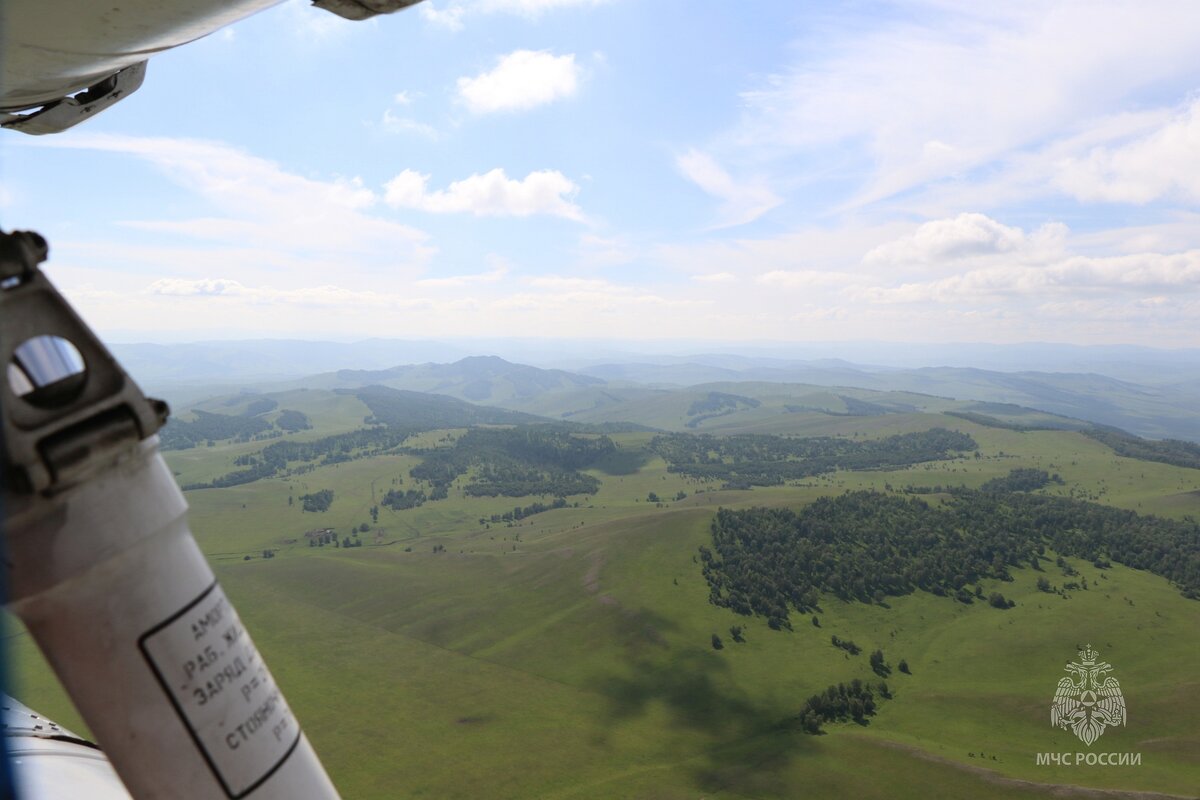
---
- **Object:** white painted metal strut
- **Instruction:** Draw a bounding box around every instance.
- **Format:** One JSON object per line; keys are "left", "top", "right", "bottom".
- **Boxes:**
{"left": 0, "top": 230, "right": 341, "bottom": 799}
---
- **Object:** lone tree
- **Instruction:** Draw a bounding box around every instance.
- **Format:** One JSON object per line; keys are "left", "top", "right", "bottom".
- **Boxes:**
{"left": 711, "top": 633, "right": 724, "bottom": 650}
{"left": 898, "top": 659, "right": 911, "bottom": 675}
{"left": 988, "top": 591, "right": 1015, "bottom": 609}
{"left": 869, "top": 649, "right": 890, "bottom": 677}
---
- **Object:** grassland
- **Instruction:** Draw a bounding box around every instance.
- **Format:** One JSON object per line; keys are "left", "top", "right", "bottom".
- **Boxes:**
{"left": 8, "top": 409, "right": 1200, "bottom": 798}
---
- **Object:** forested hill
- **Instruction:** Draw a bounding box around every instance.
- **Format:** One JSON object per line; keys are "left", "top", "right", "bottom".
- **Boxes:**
{"left": 352, "top": 385, "right": 549, "bottom": 428}
{"left": 335, "top": 355, "right": 603, "bottom": 401}
{"left": 652, "top": 428, "right": 977, "bottom": 488}
{"left": 701, "top": 484, "right": 1200, "bottom": 629}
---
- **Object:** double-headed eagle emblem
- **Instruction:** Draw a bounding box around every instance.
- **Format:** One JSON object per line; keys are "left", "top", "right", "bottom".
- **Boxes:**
{"left": 1051, "top": 645, "right": 1126, "bottom": 745}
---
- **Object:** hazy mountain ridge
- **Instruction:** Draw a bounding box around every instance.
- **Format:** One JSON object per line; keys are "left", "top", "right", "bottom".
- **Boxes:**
{"left": 332, "top": 355, "right": 604, "bottom": 402}
{"left": 125, "top": 342, "right": 1200, "bottom": 441}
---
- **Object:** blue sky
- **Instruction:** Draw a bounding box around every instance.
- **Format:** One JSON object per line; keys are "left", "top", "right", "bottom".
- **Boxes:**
{"left": 3, "top": 0, "right": 1200, "bottom": 346}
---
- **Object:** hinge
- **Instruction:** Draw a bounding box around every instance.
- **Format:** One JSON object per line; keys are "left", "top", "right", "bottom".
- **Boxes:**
{"left": 1, "top": 230, "right": 168, "bottom": 496}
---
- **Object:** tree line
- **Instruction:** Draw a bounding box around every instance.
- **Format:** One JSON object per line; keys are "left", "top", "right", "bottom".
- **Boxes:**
{"left": 701, "top": 475, "right": 1200, "bottom": 628}
{"left": 184, "top": 426, "right": 413, "bottom": 489}
{"left": 1081, "top": 426, "right": 1200, "bottom": 471}
{"left": 651, "top": 428, "right": 977, "bottom": 488}
{"left": 408, "top": 426, "right": 614, "bottom": 498}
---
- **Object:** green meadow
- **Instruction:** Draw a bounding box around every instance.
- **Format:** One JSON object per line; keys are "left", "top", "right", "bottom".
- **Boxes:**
{"left": 8, "top": 409, "right": 1200, "bottom": 798}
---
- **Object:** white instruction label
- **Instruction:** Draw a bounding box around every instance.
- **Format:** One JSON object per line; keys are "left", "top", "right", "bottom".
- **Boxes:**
{"left": 140, "top": 583, "right": 300, "bottom": 798}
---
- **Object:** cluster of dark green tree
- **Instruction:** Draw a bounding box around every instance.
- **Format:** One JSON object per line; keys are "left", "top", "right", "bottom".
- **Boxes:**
{"left": 241, "top": 398, "right": 279, "bottom": 416}
{"left": 276, "top": 409, "right": 311, "bottom": 432}
{"left": 1081, "top": 427, "right": 1200, "bottom": 470}
{"left": 685, "top": 392, "right": 761, "bottom": 428}
{"left": 942, "top": 412, "right": 1200, "bottom": 471}
{"left": 687, "top": 392, "right": 761, "bottom": 416}
{"left": 785, "top": 396, "right": 897, "bottom": 417}
{"left": 381, "top": 489, "right": 427, "bottom": 510}
{"left": 651, "top": 428, "right": 977, "bottom": 488}
{"left": 308, "top": 530, "right": 362, "bottom": 548}
{"left": 183, "top": 426, "right": 413, "bottom": 489}
{"left": 701, "top": 482, "right": 1200, "bottom": 627}
{"left": 979, "top": 467, "right": 1061, "bottom": 492}
{"left": 833, "top": 396, "right": 894, "bottom": 416}
{"left": 795, "top": 679, "right": 890, "bottom": 734}
{"left": 481, "top": 496, "right": 568, "bottom": 524}
{"left": 831, "top": 635, "right": 861, "bottom": 655}
{"left": 941, "top": 410, "right": 1068, "bottom": 433}
{"left": 161, "top": 409, "right": 274, "bottom": 450}
{"left": 408, "top": 426, "right": 613, "bottom": 498}
{"left": 300, "top": 489, "right": 334, "bottom": 512}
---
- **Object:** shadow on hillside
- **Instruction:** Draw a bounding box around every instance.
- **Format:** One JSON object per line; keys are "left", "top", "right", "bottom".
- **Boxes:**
{"left": 593, "top": 448, "right": 651, "bottom": 476}
{"left": 591, "top": 647, "right": 815, "bottom": 794}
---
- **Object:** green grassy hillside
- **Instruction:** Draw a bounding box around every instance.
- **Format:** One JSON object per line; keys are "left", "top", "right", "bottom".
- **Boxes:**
{"left": 8, "top": 404, "right": 1199, "bottom": 798}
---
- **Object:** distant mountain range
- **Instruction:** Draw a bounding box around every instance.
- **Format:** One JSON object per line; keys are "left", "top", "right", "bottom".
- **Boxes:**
{"left": 114, "top": 340, "right": 1200, "bottom": 441}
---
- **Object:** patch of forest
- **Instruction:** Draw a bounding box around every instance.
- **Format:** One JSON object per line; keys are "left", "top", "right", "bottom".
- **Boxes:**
{"left": 795, "top": 678, "right": 891, "bottom": 734}
{"left": 979, "top": 467, "right": 1062, "bottom": 492}
{"left": 160, "top": 409, "right": 275, "bottom": 451}
{"left": 786, "top": 396, "right": 896, "bottom": 417}
{"left": 276, "top": 409, "right": 312, "bottom": 432}
{"left": 184, "top": 412, "right": 617, "bottom": 493}
{"left": 300, "top": 489, "right": 334, "bottom": 512}
{"left": 1082, "top": 426, "right": 1200, "bottom": 470}
{"left": 685, "top": 392, "right": 761, "bottom": 428}
{"left": 942, "top": 410, "right": 1075, "bottom": 432}
{"left": 481, "top": 496, "right": 570, "bottom": 525}
{"left": 651, "top": 428, "right": 977, "bottom": 488}
{"left": 239, "top": 397, "right": 279, "bottom": 416}
{"left": 183, "top": 426, "right": 413, "bottom": 489}
{"left": 701, "top": 480, "right": 1200, "bottom": 628}
{"left": 409, "top": 426, "right": 614, "bottom": 498}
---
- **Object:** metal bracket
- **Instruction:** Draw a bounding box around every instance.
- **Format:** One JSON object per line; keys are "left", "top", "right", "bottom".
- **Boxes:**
{"left": 1, "top": 230, "right": 168, "bottom": 496}
{"left": 0, "top": 62, "right": 147, "bottom": 136}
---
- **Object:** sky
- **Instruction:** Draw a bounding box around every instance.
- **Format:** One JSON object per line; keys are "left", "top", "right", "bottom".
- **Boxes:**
{"left": 3, "top": 0, "right": 1200, "bottom": 347}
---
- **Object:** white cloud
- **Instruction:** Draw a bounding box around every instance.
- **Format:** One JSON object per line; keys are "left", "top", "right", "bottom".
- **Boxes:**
{"left": 145, "top": 278, "right": 425, "bottom": 309}
{"left": 393, "top": 90, "right": 416, "bottom": 106}
{"left": 418, "top": 2, "right": 465, "bottom": 31}
{"left": 756, "top": 270, "right": 855, "bottom": 289}
{"left": 527, "top": 275, "right": 612, "bottom": 291}
{"left": 416, "top": 255, "right": 510, "bottom": 287}
{"left": 1054, "top": 98, "right": 1200, "bottom": 204}
{"left": 283, "top": 1, "right": 355, "bottom": 41}
{"left": 384, "top": 168, "right": 584, "bottom": 220}
{"left": 733, "top": 4, "right": 1200, "bottom": 207}
{"left": 457, "top": 50, "right": 580, "bottom": 114}
{"left": 478, "top": 0, "right": 613, "bottom": 14}
{"left": 691, "top": 272, "right": 736, "bottom": 283}
{"left": 494, "top": 276, "right": 707, "bottom": 317}
{"left": 866, "top": 213, "right": 1025, "bottom": 262}
{"left": 380, "top": 110, "right": 438, "bottom": 139}
{"left": 30, "top": 133, "right": 433, "bottom": 284}
{"left": 420, "top": 0, "right": 613, "bottom": 30}
{"left": 676, "top": 149, "right": 782, "bottom": 227}
{"left": 857, "top": 249, "right": 1200, "bottom": 305}
{"left": 578, "top": 233, "right": 635, "bottom": 266}
{"left": 864, "top": 213, "right": 1068, "bottom": 271}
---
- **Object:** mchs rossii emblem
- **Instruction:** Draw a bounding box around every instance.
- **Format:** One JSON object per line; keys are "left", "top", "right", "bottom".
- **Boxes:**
{"left": 1051, "top": 645, "right": 1126, "bottom": 746}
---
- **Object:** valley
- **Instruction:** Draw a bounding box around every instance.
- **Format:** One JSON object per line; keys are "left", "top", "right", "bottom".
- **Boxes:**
{"left": 8, "top": 362, "right": 1200, "bottom": 798}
